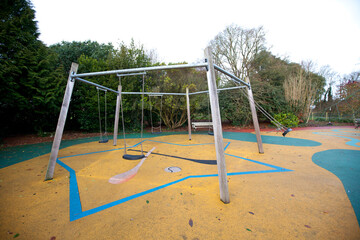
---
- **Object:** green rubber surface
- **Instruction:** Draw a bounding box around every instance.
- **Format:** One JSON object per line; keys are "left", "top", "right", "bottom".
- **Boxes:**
{"left": 222, "top": 132, "right": 321, "bottom": 147}
{"left": 313, "top": 149, "right": 360, "bottom": 225}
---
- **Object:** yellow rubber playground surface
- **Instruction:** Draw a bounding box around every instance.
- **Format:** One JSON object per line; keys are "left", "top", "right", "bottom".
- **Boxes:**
{"left": 0, "top": 127, "right": 359, "bottom": 239}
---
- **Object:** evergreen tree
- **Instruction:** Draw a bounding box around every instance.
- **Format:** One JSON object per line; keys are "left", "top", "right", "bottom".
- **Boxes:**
{"left": 50, "top": 40, "right": 114, "bottom": 74}
{"left": 0, "top": 0, "right": 68, "bottom": 135}
{"left": 0, "top": 0, "right": 43, "bottom": 135}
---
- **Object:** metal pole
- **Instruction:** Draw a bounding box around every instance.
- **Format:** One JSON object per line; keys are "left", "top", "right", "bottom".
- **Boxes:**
{"left": 117, "top": 72, "right": 146, "bottom": 77}
{"left": 45, "top": 63, "right": 78, "bottom": 180}
{"left": 186, "top": 87, "right": 192, "bottom": 140}
{"left": 113, "top": 85, "right": 121, "bottom": 146}
{"left": 75, "top": 77, "right": 118, "bottom": 94}
{"left": 213, "top": 64, "right": 250, "bottom": 88}
{"left": 246, "top": 77, "right": 264, "bottom": 154}
{"left": 122, "top": 91, "right": 186, "bottom": 96}
{"left": 119, "top": 85, "right": 127, "bottom": 154}
{"left": 204, "top": 47, "right": 230, "bottom": 204}
{"left": 76, "top": 77, "right": 188, "bottom": 96}
{"left": 70, "top": 85, "right": 245, "bottom": 98}
{"left": 74, "top": 62, "right": 208, "bottom": 78}
{"left": 189, "top": 86, "right": 246, "bottom": 95}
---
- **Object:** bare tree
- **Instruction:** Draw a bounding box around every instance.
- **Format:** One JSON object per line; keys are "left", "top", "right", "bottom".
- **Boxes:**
{"left": 319, "top": 65, "right": 337, "bottom": 85}
{"left": 209, "top": 24, "right": 266, "bottom": 80}
{"left": 284, "top": 60, "right": 326, "bottom": 120}
{"left": 318, "top": 65, "right": 339, "bottom": 100}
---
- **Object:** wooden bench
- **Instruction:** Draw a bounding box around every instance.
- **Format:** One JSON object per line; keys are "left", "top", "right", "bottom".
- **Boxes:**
{"left": 191, "top": 122, "right": 213, "bottom": 131}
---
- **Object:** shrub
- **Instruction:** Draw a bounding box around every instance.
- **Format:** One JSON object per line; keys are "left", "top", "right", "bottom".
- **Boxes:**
{"left": 272, "top": 113, "right": 299, "bottom": 128}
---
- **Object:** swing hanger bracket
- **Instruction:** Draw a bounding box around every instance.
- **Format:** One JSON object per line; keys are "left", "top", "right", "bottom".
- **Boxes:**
{"left": 204, "top": 58, "right": 208, "bottom": 71}
{"left": 96, "top": 87, "right": 107, "bottom": 92}
{"left": 70, "top": 72, "right": 76, "bottom": 82}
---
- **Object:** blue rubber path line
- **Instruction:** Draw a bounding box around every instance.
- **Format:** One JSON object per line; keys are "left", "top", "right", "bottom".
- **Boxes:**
{"left": 58, "top": 140, "right": 292, "bottom": 221}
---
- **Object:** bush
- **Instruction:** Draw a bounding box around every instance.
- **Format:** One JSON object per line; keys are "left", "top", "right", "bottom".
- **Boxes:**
{"left": 272, "top": 113, "right": 299, "bottom": 128}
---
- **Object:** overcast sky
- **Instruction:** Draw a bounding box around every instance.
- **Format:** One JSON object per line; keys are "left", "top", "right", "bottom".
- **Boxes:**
{"left": 31, "top": 0, "right": 360, "bottom": 76}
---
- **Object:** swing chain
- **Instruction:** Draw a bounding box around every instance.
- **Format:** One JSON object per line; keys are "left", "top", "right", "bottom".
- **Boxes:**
{"left": 97, "top": 87, "right": 109, "bottom": 143}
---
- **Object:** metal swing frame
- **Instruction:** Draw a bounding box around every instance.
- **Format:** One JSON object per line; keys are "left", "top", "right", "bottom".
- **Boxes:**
{"left": 45, "top": 47, "right": 265, "bottom": 204}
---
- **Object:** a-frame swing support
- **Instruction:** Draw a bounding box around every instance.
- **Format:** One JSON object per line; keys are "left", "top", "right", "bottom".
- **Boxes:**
{"left": 204, "top": 47, "right": 230, "bottom": 203}
{"left": 45, "top": 63, "right": 78, "bottom": 180}
{"left": 113, "top": 85, "right": 121, "bottom": 146}
{"left": 246, "top": 76, "right": 264, "bottom": 154}
{"left": 45, "top": 48, "right": 264, "bottom": 204}
{"left": 186, "top": 87, "right": 192, "bottom": 141}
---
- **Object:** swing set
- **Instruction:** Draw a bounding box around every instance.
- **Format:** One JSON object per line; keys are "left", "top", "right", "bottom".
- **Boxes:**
{"left": 45, "top": 47, "right": 289, "bottom": 204}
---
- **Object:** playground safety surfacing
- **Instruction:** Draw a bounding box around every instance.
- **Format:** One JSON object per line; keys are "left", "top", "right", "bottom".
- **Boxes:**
{"left": 0, "top": 128, "right": 359, "bottom": 239}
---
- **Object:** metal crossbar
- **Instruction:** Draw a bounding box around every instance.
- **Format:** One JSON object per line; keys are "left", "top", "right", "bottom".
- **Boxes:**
{"left": 75, "top": 77, "right": 118, "bottom": 94}
{"left": 75, "top": 76, "right": 247, "bottom": 97}
{"left": 117, "top": 72, "right": 146, "bottom": 77}
{"left": 74, "top": 62, "right": 208, "bottom": 78}
{"left": 213, "top": 64, "right": 250, "bottom": 88}
{"left": 74, "top": 62, "right": 250, "bottom": 90}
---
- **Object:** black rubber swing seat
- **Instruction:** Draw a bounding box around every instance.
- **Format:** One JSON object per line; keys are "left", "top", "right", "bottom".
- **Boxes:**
{"left": 99, "top": 139, "right": 109, "bottom": 143}
{"left": 208, "top": 131, "right": 214, "bottom": 136}
{"left": 282, "top": 128, "right": 292, "bottom": 137}
{"left": 123, "top": 154, "right": 145, "bottom": 160}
